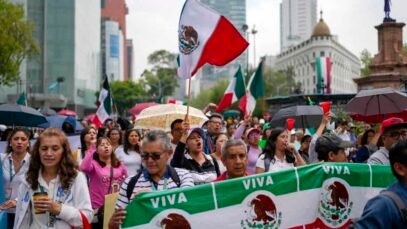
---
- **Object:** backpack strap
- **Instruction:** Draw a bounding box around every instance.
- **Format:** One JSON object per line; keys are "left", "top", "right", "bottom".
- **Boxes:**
{"left": 167, "top": 166, "right": 181, "bottom": 187}
{"left": 126, "top": 166, "right": 181, "bottom": 200}
{"left": 382, "top": 191, "right": 407, "bottom": 224}
{"left": 126, "top": 170, "right": 143, "bottom": 200}
{"left": 210, "top": 155, "right": 221, "bottom": 177}
{"left": 263, "top": 153, "right": 272, "bottom": 172}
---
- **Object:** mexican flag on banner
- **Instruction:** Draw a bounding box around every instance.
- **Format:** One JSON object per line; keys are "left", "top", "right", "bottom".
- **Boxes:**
{"left": 238, "top": 61, "right": 265, "bottom": 114}
{"left": 316, "top": 57, "right": 331, "bottom": 94}
{"left": 93, "top": 78, "right": 112, "bottom": 128}
{"left": 177, "top": 0, "right": 248, "bottom": 79}
{"left": 16, "top": 92, "right": 27, "bottom": 106}
{"left": 121, "top": 163, "right": 394, "bottom": 229}
{"left": 216, "top": 66, "right": 246, "bottom": 112}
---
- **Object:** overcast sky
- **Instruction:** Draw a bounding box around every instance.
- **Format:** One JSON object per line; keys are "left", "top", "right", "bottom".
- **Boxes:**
{"left": 126, "top": 0, "right": 407, "bottom": 80}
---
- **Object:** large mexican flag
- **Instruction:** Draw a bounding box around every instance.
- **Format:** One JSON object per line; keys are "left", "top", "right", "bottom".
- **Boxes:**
{"left": 122, "top": 163, "right": 394, "bottom": 228}
{"left": 315, "top": 57, "right": 331, "bottom": 94}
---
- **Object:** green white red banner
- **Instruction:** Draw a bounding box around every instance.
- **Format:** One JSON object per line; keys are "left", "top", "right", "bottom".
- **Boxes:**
{"left": 122, "top": 163, "right": 395, "bottom": 229}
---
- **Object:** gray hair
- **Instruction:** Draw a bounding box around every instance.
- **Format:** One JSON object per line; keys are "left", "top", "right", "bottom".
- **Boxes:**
{"left": 142, "top": 130, "right": 172, "bottom": 151}
{"left": 221, "top": 139, "right": 247, "bottom": 159}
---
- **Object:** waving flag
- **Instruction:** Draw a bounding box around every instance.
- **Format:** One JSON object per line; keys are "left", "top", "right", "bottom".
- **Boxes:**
{"left": 93, "top": 77, "right": 112, "bottom": 128}
{"left": 239, "top": 61, "right": 265, "bottom": 114}
{"left": 177, "top": 0, "right": 249, "bottom": 79}
{"left": 217, "top": 66, "right": 246, "bottom": 112}
{"left": 316, "top": 57, "right": 331, "bottom": 94}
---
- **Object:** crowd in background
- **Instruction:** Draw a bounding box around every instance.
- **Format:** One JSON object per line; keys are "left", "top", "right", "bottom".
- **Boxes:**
{"left": 1, "top": 104, "right": 407, "bottom": 228}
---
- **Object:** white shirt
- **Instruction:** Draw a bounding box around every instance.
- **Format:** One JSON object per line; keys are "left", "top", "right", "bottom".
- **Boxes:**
{"left": 114, "top": 146, "right": 142, "bottom": 177}
{"left": 256, "top": 154, "right": 294, "bottom": 173}
{"left": 1, "top": 152, "right": 31, "bottom": 213}
{"left": 14, "top": 171, "right": 93, "bottom": 229}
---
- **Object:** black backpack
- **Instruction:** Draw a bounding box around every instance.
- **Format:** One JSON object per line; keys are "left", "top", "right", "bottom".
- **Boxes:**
{"left": 126, "top": 166, "right": 181, "bottom": 200}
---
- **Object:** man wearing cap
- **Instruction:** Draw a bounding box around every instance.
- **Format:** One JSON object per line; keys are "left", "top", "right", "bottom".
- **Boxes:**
{"left": 315, "top": 134, "right": 351, "bottom": 162}
{"left": 203, "top": 113, "right": 224, "bottom": 155}
{"left": 355, "top": 140, "right": 407, "bottom": 228}
{"left": 214, "top": 139, "right": 248, "bottom": 181}
{"left": 171, "top": 121, "right": 221, "bottom": 184}
{"left": 368, "top": 117, "right": 407, "bottom": 165}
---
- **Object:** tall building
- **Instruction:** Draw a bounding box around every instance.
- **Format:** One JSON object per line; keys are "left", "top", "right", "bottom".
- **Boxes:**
{"left": 4, "top": 0, "right": 102, "bottom": 115}
{"left": 280, "top": 0, "right": 317, "bottom": 52}
{"left": 275, "top": 16, "right": 361, "bottom": 94}
{"left": 101, "top": 0, "right": 129, "bottom": 81}
{"left": 126, "top": 39, "right": 134, "bottom": 81}
{"left": 199, "top": 0, "right": 247, "bottom": 88}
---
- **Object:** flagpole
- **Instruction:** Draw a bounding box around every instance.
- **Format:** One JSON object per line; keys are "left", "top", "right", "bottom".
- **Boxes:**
{"left": 186, "top": 78, "right": 192, "bottom": 118}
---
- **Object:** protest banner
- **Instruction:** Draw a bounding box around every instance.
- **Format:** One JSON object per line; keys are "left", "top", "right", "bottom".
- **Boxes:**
{"left": 122, "top": 163, "right": 394, "bottom": 229}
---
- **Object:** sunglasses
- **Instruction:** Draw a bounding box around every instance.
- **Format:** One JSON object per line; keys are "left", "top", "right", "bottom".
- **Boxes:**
{"left": 141, "top": 152, "right": 162, "bottom": 161}
{"left": 248, "top": 132, "right": 260, "bottom": 139}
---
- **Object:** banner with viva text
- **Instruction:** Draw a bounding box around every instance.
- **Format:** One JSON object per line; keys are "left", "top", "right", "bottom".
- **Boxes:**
{"left": 122, "top": 163, "right": 395, "bottom": 229}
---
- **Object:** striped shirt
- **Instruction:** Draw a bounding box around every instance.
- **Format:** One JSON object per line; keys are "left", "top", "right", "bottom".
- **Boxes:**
{"left": 115, "top": 167, "right": 193, "bottom": 209}
{"left": 171, "top": 142, "right": 220, "bottom": 185}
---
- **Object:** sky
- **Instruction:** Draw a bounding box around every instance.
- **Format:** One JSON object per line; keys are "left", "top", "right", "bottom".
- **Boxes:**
{"left": 126, "top": 0, "right": 407, "bottom": 80}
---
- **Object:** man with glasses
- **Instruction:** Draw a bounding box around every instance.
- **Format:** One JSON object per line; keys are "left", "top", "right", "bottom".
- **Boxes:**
{"left": 170, "top": 119, "right": 184, "bottom": 153}
{"left": 368, "top": 117, "right": 407, "bottom": 165}
{"left": 203, "top": 113, "right": 224, "bottom": 155}
{"left": 108, "top": 130, "right": 194, "bottom": 229}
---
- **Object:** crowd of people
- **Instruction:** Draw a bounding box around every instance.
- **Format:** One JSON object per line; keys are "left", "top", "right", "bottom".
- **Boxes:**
{"left": 0, "top": 105, "right": 407, "bottom": 228}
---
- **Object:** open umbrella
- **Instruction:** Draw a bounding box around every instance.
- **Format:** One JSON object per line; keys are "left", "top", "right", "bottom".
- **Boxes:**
{"left": 346, "top": 87, "right": 407, "bottom": 123}
{"left": 270, "top": 105, "right": 323, "bottom": 129}
{"left": 0, "top": 104, "right": 47, "bottom": 127}
{"left": 58, "top": 108, "right": 77, "bottom": 116}
{"left": 39, "top": 107, "right": 57, "bottom": 116}
{"left": 134, "top": 104, "right": 208, "bottom": 131}
{"left": 128, "top": 102, "right": 158, "bottom": 115}
{"left": 38, "top": 115, "right": 84, "bottom": 133}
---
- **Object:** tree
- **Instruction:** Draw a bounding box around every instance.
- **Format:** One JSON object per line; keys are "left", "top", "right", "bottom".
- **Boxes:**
{"left": 140, "top": 50, "right": 178, "bottom": 102}
{"left": 189, "top": 80, "right": 229, "bottom": 109}
{"left": 110, "top": 80, "right": 145, "bottom": 115}
{"left": 404, "top": 43, "right": 407, "bottom": 54}
{"left": 0, "top": 0, "right": 38, "bottom": 86}
{"left": 360, "top": 49, "right": 372, "bottom": 77}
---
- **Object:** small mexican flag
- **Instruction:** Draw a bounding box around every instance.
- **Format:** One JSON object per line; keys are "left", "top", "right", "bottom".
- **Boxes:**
{"left": 217, "top": 66, "right": 246, "bottom": 112}
{"left": 238, "top": 61, "right": 265, "bottom": 114}
{"left": 93, "top": 77, "right": 112, "bottom": 128}
{"left": 316, "top": 57, "right": 331, "bottom": 94}
{"left": 177, "top": 0, "right": 248, "bottom": 78}
{"left": 16, "top": 92, "right": 27, "bottom": 106}
{"left": 168, "top": 99, "right": 187, "bottom": 105}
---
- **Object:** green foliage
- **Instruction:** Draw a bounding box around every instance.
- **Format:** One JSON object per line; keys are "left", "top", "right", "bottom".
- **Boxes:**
{"left": 263, "top": 67, "right": 296, "bottom": 97}
{"left": 110, "top": 80, "right": 145, "bottom": 115}
{"left": 0, "top": 0, "right": 38, "bottom": 86}
{"left": 140, "top": 50, "right": 178, "bottom": 100}
{"left": 404, "top": 43, "right": 407, "bottom": 54}
{"left": 189, "top": 80, "right": 229, "bottom": 109}
{"left": 360, "top": 49, "right": 372, "bottom": 77}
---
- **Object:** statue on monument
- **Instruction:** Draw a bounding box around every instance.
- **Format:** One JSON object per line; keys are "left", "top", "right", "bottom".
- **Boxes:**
{"left": 384, "top": 0, "right": 395, "bottom": 22}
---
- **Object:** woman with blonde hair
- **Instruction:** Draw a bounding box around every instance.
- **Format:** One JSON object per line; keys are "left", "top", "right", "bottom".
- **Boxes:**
{"left": 14, "top": 128, "right": 93, "bottom": 228}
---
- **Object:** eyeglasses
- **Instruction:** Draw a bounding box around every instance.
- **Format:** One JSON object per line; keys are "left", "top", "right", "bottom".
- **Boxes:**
{"left": 209, "top": 120, "right": 223, "bottom": 126}
{"left": 248, "top": 132, "right": 260, "bottom": 139}
{"left": 141, "top": 152, "right": 162, "bottom": 161}
{"left": 388, "top": 131, "right": 407, "bottom": 139}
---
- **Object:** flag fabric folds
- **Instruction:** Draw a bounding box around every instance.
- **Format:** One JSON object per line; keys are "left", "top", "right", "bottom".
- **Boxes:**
{"left": 16, "top": 92, "right": 27, "bottom": 106}
{"left": 177, "top": 0, "right": 248, "bottom": 79}
{"left": 217, "top": 66, "right": 246, "bottom": 112}
{"left": 239, "top": 61, "right": 265, "bottom": 114}
{"left": 93, "top": 78, "right": 112, "bottom": 128}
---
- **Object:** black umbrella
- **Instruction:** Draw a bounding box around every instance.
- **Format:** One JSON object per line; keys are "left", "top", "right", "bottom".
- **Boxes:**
{"left": 270, "top": 105, "right": 323, "bottom": 129}
{"left": 0, "top": 104, "right": 48, "bottom": 127}
{"left": 346, "top": 87, "right": 407, "bottom": 118}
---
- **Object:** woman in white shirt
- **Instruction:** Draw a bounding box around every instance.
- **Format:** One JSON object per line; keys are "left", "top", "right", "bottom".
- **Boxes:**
{"left": 255, "top": 127, "right": 305, "bottom": 174}
{"left": 14, "top": 128, "right": 93, "bottom": 229}
{"left": 114, "top": 129, "right": 142, "bottom": 177}
{"left": 0, "top": 128, "right": 31, "bottom": 229}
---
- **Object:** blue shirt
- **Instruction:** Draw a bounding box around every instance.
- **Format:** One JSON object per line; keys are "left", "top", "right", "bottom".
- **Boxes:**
{"left": 356, "top": 181, "right": 407, "bottom": 229}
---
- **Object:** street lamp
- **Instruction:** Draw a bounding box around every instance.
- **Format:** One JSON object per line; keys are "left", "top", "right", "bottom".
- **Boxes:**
{"left": 251, "top": 25, "right": 258, "bottom": 67}
{"left": 242, "top": 24, "right": 249, "bottom": 77}
{"left": 318, "top": 78, "right": 327, "bottom": 95}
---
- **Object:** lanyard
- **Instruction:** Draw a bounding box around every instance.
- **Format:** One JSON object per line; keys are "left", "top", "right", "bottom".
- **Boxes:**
{"left": 150, "top": 178, "right": 168, "bottom": 191}
{"left": 9, "top": 159, "right": 25, "bottom": 182}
